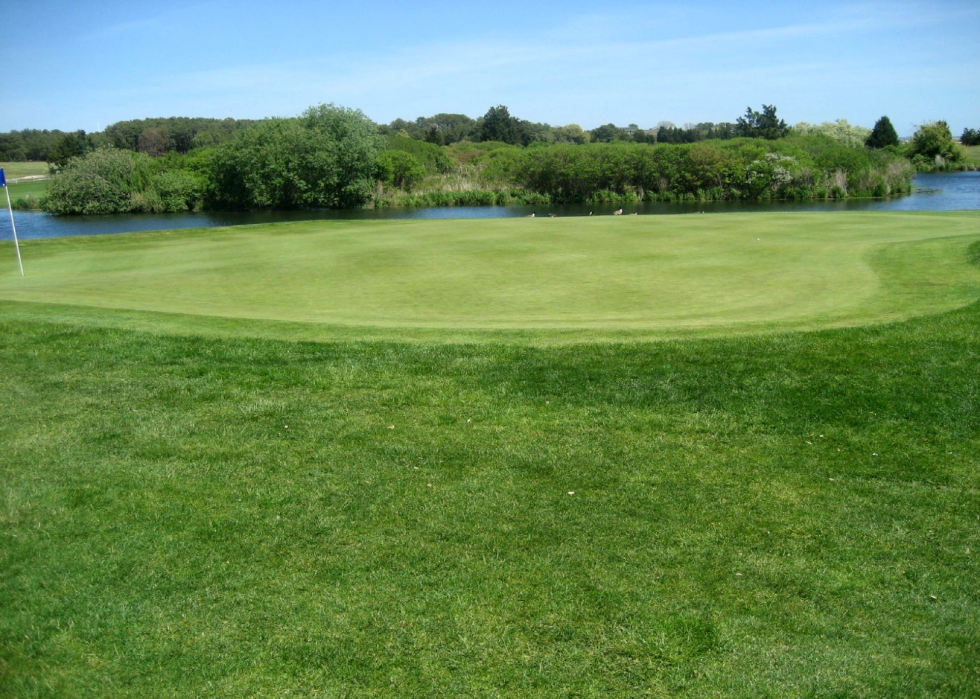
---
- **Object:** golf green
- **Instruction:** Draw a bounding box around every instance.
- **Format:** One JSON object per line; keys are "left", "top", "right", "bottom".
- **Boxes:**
{"left": 1, "top": 211, "right": 978, "bottom": 341}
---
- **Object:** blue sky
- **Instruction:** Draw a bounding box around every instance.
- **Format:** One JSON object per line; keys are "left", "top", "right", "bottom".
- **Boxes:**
{"left": 3, "top": 0, "right": 978, "bottom": 136}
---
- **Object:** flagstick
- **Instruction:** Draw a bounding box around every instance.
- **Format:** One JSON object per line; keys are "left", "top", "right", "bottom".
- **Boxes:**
{"left": 4, "top": 184, "right": 24, "bottom": 276}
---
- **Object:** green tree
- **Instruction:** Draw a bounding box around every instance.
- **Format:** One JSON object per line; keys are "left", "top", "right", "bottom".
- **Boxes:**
{"left": 138, "top": 126, "right": 171, "bottom": 156}
{"left": 735, "top": 105, "right": 789, "bottom": 140}
{"left": 207, "top": 104, "right": 387, "bottom": 210}
{"left": 656, "top": 126, "right": 700, "bottom": 144}
{"left": 302, "top": 104, "right": 388, "bottom": 208}
{"left": 791, "top": 120, "right": 871, "bottom": 148}
{"left": 417, "top": 113, "right": 476, "bottom": 145}
{"left": 386, "top": 135, "right": 452, "bottom": 174}
{"left": 590, "top": 123, "right": 628, "bottom": 143}
{"left": 44, "top": 147, "right": 154, "bottom": 214}
{"left": 865, "top": 116, "right": 899, "bottom": 149}
{"left": 0, "top": 129, "right": 67, "bottom": 161}
{"left": 150, "top": 170, "right": 205, "bottom": 212}
{"left": 424, "top": 125, "right": 444, "bottom": 145}
{"left": 49, "top": 130, "right": 92, "bottom": 170}
{"left": 191, "top": 118, "right": 254, "bottom": 149}
{"left": 0, "top": 133, "right": 27, "bottom": 161}
{"left": 385, "top": 150, "right": 426, "bottom": 191}
{"left": 383, "top": 118, "right": 423, "bottom": 139}
{"left": 104, "top": 121, "right": 144, "bottom": 150}
{"left": 553, "top": 124, "right": 590, "bottom": 144}
{"left": 961, "top": 128, "right": 980, "bottom": 147}
{"left": 478, "top": 105, "right": 520, "bottom": 145}
{"left": 907, "top": 121, "right": 961, "bottom": 163}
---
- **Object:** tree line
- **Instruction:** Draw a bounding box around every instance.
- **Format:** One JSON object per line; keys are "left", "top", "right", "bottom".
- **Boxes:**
{"left": 34, "top": 103, "right": 926, "bottom": 215}
{"left": 491, "top": 137, "right": 913, "bottom": 204}
{"left": 4, "top": 106, "right": 977, "bottom": 170}
{"left": 380, "top": 104, "right": 780, "bottom": 147}
{"left": 0, "top": 117, "right": 256, "bottom": 165}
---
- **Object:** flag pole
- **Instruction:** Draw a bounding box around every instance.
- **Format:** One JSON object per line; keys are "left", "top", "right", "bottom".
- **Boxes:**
{"left": 1, "top": 170, "right": 24, "bottom": 276}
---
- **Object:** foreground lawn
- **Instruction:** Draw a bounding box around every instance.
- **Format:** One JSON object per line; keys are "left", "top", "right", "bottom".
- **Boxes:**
{"left": 1, "top": 215, "right": 978, "bottom": 697}
{"left": 1, "top": 212, "right": 978, "bottom": 342}
{"left": 1, "top": 302, "right": 978, "bottom": 698}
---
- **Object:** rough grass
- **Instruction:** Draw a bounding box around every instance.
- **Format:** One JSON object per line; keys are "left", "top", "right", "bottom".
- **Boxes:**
{"left": 1, "top": 216, "right": 979, "bottom": 697}
{"left": 1, "top": 302, "right": 978, "bottom": 698}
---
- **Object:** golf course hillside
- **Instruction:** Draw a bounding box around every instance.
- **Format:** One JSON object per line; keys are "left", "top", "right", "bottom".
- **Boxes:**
{"left": 2, "top": 211, "right": 979, "bottom": 698}
{"left": 1, "top": 211, "right": 978, "bottom": 342}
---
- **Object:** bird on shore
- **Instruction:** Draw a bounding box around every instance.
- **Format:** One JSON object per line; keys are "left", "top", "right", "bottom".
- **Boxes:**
{"left": 613, "top": 208, "right": 623, "bottom": 215}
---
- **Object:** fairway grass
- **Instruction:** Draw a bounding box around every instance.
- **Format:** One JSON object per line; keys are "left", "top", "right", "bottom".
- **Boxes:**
{"left": 0, "top": 161, "right": 49, "bottom": 179}
{"left": 1, "top": 213, "right": 979, "bottom": 697}
{"left": 1, "top": 212, "right": 978, "bottom": 343}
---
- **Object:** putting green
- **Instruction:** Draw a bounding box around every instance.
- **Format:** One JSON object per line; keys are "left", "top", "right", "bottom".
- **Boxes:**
{"left": 1, "top": 212, "right": 978, "bottom": 342}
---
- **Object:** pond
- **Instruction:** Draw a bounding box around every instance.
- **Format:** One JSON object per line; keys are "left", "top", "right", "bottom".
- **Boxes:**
{"left": 6, "top": 171, "right": 980, "bottom": 241}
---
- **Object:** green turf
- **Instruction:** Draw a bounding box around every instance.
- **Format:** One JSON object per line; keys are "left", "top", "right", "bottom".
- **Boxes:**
{"left": 1, "top": 161, "right": 48, "bottom": 208}
{"left": 4, "top": 179, "right": 48, "bottom": 201}
{"left": 1, "top": 212, "right": 978, "bottom": 342}
{"left": 1, "top": 214, "right": 979, "bottom": 697}
{"left": 0, "top": 161, "right": 49, "bottom": 179}
{"left": 961, "top": 145, "right": 980, "bottom": 167}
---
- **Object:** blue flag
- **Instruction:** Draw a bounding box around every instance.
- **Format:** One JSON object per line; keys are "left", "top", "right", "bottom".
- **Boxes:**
{"left": 0, "top": 168, "right": 5, "bottom": 187}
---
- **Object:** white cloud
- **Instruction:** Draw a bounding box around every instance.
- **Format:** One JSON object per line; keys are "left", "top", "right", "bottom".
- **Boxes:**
{"left": 43, "top": 1, "right": 979, "bottom": 131}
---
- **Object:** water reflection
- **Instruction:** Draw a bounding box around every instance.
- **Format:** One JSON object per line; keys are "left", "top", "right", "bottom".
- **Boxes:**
{"left": 7, "top": 171, "right": 979, "bottom": 241}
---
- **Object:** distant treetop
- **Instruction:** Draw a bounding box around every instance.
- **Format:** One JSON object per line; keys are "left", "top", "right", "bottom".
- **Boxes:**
{"left": 866, "top": 116, "right": 899, "bottom": 149}
{"left": 735, "top": 105, "right": 789, "bottom": 140}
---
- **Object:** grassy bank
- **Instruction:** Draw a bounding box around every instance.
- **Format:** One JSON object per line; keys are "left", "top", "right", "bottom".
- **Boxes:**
{"left": 912, "top": 145, "right": 980, "bottom": 173}
{"left": 5, "top": 180, "right": 48, "bottom": 209}
{"left": 962, "top": 145, "right": 980, "bottom": 167}
{"left": 1, "top": 214, "right": 979, "bottom": 697}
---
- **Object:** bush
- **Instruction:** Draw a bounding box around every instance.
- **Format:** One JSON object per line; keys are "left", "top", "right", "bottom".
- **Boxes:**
{"left": 907, "top": 122, "right": 961, "bottom": 164}
{"left": 151, "top": 170, "right": 204, "bottom": 212}
{"left": 384, "top": 150, "right": 426, "bottom": 192}
{"left": 207, "top": 104, "right": 387, "bottom": 210}
{"left": 504, "top": 136, "right": 907, "bottom": 204}
{"left": 44, "top": 148, "right": 154, "bottom": 214}
{"left": 386, "top": 135, "right": 452, "bottom": 174}
{"left": 11, "top": 195, "right": 41, "bottom": 210}
{"left": 42, "top": 146, "right": 210, "bottom": 215}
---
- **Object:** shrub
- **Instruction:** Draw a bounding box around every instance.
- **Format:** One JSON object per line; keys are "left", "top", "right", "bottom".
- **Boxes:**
{"left": 151, "top": 170, "right": 204, "bottom": 212}
{"left": 384, "top": 151, "right": 426, "bottom": 192}
{"left": 207, "top": 104, "right": 387, "bottom": 210}
{"left": 386, "top": 135, "right": 452, "bottom": 174}
{"left": 44, "top": 148, "right": 154, "bottom": 214}
{"left": 907, "top": 122, "right": 961, "bottom": 163}
{"left": 11, "top": 195, "right": 41, "bottom": 210}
